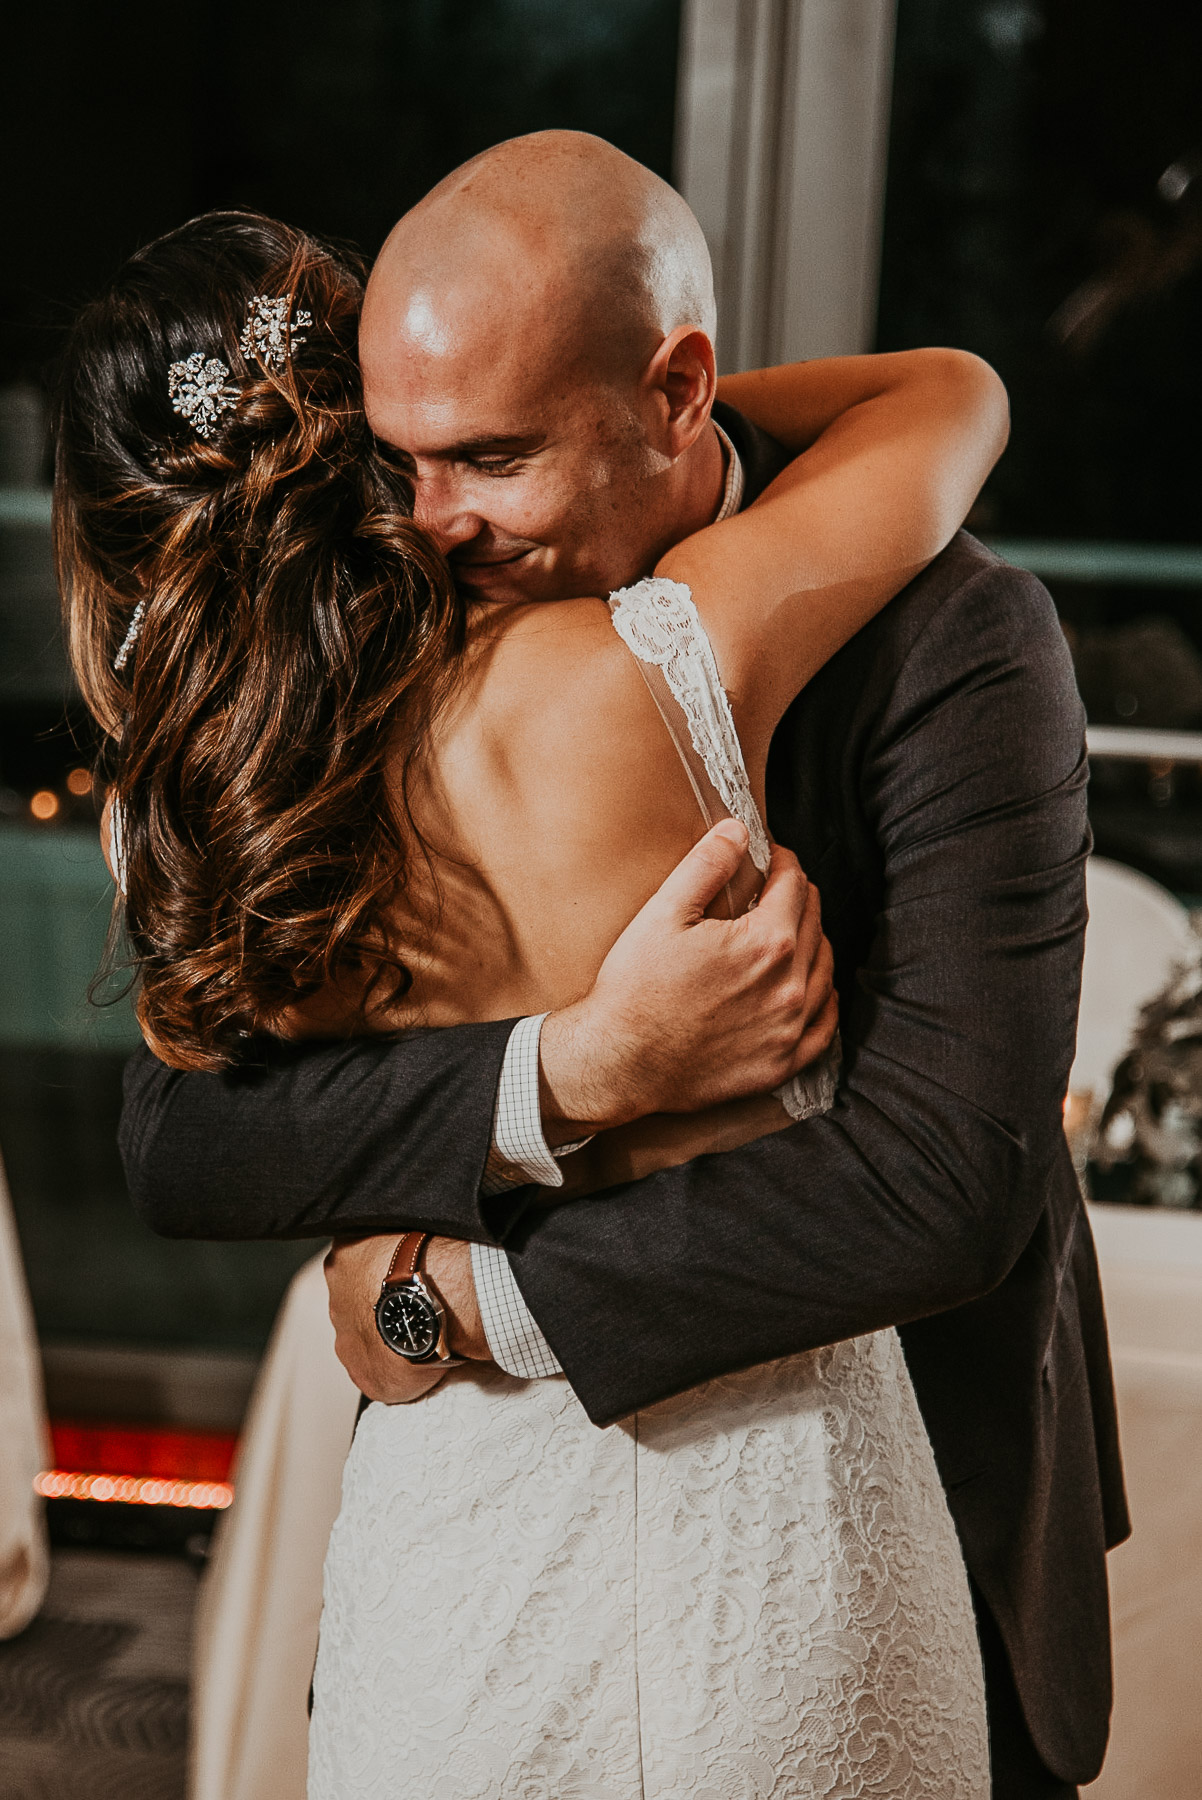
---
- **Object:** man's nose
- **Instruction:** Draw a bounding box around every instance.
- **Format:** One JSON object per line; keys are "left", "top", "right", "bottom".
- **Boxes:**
{"left": 411, "top": 472, "right": 485, "bottom": 553}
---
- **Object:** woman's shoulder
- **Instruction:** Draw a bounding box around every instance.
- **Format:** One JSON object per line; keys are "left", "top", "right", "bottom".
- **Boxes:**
{"left": 440, "top": 593, "right": 698, "bottom": 840}
{"left": 465, "top": 595, "right": 642, "bottom": 736}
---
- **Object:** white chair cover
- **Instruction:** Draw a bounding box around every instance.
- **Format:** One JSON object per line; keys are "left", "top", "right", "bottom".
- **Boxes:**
{"left": 1070, "top": 855, "right": 1195, "bottom": 1104}
{"left": 190, "top": 1252, "right": 360, "bottom": 1800}
{"left": 0, "top": 1150, "right": 50, "bottom": 1637}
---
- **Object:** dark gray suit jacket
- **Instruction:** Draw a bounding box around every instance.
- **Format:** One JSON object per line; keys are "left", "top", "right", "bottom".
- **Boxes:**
{"left": 120, "top": 406, "right": 1127, "bottom": 1785}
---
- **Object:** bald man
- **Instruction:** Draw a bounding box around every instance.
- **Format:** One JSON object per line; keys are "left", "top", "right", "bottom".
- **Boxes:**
{"left": 122, "top": 134, "right": 1125, "bottom": 1798}
{"left": 359, "top": 131, "right": 726, "bottom": 610}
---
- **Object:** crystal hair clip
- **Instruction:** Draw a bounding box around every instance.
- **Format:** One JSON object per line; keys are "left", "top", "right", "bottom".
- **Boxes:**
{"left": 239, "top": 294, "right": 313, "bottom": 370}
{"left": 168, "top": 350, "right": 239, "bottom": 440}
{"left": 113, "top": 597, "right": 147, "bottom": 672}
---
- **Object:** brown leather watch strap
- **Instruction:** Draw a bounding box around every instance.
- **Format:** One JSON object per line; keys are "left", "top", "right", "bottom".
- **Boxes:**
{"left": 382, "top": 1230, "right": 430, "bottom": 1290}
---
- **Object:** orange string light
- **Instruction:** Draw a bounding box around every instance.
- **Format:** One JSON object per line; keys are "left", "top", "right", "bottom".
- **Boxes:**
{"left": 34, "top": 1469, "right": 234, "bottom": 1510}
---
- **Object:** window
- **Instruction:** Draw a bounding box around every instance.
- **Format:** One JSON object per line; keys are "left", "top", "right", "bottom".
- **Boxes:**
{"left": 878, "top": 0, "right": 1202, "bottom": 893}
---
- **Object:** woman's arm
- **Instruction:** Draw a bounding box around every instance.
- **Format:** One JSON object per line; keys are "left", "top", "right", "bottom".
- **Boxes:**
{"left": 669, "top": 350, "right": 1009, "bottom": 755}
{"left": 715, "top": 354, "right": 999, "bottom": 453}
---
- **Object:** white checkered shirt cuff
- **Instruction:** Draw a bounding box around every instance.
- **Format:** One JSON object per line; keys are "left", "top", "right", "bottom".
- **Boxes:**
{"left": 485, "top": 1011, "right": 590, "bottom": 1187}
{"left": 484, "top": 1012, "right": 566, "bottom": 1187}
{"left": 470, "top": 1241, "right": 563, "bottom": 1378}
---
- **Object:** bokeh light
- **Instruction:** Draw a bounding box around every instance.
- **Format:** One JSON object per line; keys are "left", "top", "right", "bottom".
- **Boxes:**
{"left": 66, "top": 768, "right": 92, "bottom": 797}
{"left": 29, "top": 790, "right": 59, "bottom": 822}
{"left": 34, "top": 1469, "right": 233, "bottom": 1509}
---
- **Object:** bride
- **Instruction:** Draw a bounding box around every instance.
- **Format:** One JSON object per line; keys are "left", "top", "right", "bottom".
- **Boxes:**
{"left": 55, "top": 190, "right": 1006, "bottom": 1796}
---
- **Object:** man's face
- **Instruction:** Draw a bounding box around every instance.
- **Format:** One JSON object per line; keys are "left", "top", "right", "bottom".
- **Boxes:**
{"left": 362, "top": 293, "right": 667, "bottom": 605}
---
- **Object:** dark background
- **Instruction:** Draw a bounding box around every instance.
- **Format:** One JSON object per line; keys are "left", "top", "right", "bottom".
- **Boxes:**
{"left": 879, "top": 0, "right": 1202, "bottom": 547}
{"left": 877, "top": 0, "right": 1202, "bottom": 897}
{"left": 1, "top": 0, "right": 681, "bottom": 396}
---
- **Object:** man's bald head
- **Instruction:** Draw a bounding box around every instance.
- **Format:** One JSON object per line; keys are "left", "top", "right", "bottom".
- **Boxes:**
{"left": 362, "top": 131, "right": 716, "bottom": 394}
{"left": 359, "top": 132, "right": 724, "bottom": 606}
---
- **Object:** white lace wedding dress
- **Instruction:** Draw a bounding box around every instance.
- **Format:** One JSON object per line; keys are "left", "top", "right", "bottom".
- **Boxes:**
{"left": 308, "top": 581, "right": 990, "bottom": 1800}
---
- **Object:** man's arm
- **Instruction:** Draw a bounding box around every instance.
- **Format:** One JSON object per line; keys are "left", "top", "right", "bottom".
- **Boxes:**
{"left": 495, "top": 558, "right": 1089, "bottom": 1423}
{"left": 120, "top": 823, "right": 833, "bottom": 1244}
{"left": 121, "top": 1022, "right": 516, "bottom": 1243}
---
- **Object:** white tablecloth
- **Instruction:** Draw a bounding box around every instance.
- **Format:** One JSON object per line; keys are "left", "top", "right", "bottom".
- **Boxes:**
{"left": 190, "top": 1253, "right": 360, "bottom": 1800}
{"left": 1085, "top": 1203, "right": 1202, "bottom": 1798}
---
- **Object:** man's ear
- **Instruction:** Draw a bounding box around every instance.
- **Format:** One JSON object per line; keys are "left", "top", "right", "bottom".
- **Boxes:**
{"left": 643, "top": 325, "right": 717, "bottom": 456}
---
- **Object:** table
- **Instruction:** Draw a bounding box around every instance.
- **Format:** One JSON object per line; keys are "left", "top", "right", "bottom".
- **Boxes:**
{"left": 1085, "top": 1203, "right": 1202, "bottom": 1798}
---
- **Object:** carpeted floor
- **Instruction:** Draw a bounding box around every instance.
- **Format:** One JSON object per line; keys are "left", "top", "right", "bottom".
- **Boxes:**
{"left": 0, "top": 1548, "right": 197, "bottom": 1800}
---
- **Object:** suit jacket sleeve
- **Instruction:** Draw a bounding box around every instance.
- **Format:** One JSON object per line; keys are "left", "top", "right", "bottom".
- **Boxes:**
{"left": 502, "top": 554, "right": 1091, "bottom": 1423}
{"left": 120, "top": 1021, "right": 519, "bottom": 1243}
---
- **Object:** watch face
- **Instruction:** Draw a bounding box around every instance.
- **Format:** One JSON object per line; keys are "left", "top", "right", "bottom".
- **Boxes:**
{"left": 376, "top": 1285, "right": 439, "bottom": 1360}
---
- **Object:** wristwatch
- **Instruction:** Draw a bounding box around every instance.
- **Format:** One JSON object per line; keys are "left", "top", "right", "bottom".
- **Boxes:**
{"left": 374, "top": 1231, "right": 465, "bottom": 1366}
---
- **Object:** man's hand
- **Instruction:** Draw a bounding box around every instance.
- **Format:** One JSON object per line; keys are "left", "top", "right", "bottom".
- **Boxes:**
{"left": 540, "top": 819, "right": 836, "bottom": 1137}
{"left": 324, "top": 1235, "right": 490, "bottom": 1402}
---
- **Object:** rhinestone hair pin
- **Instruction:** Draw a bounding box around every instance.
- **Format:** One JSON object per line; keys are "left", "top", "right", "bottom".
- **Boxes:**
{"left": 113, "top": 597, "right": 147, "bottom": 672}
{"left": 168, "top": 351, "right": 239, "bottom": 440}
{"left": 239, "top": 294, "right": 313, "bottom": 370}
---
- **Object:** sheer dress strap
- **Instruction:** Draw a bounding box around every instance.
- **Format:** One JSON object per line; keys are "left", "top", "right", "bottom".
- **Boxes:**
{"left": 606, "top": 578, "right": 771, "bottom": 874}
{"left": 607, "top": 576, "right": 839, "bottom": 1125}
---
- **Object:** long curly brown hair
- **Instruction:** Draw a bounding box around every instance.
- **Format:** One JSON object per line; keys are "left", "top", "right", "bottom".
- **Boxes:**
{"left": 54, "top": 211, "right": 465, "bottom": 1071}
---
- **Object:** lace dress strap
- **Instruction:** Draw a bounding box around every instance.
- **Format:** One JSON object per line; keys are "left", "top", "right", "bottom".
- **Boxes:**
{"left": 607, "top": 578, "right": 771, "bottom": 874}
{"left": 607, "top": 576, "right": 838, "bottom": 1124}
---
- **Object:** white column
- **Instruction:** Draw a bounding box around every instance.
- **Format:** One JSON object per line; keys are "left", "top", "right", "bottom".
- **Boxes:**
{"left": 676, "top": 0, "right": 897, "bottom": 371}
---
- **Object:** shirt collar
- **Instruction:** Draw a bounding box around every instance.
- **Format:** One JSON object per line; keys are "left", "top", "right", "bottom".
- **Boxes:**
{"left": 712, "top": 419, "right": 746, "bottom": 522}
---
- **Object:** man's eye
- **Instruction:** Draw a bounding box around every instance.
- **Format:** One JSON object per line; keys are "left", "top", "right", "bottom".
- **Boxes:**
{"left": 470, "top": 457, "right": 523, "bottom": 476}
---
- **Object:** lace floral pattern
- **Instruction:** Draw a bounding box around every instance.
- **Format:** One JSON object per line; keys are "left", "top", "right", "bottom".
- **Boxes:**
{"left": 310, "top": 1339, "right": 988, "bottom": 1798}
{"left": 776, "top": 1033, "right": 841, "bottom": 1123}
{"left": 609, "top": 577, "right": 839, "bottom": 1128}
{"left": 609, "top": 578, "right": 773, "bottom": 875}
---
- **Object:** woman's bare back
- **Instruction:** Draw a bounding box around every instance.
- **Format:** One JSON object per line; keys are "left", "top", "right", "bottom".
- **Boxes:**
{"left": 386, "top": 596, "right": 761, "bottom": 1028}
{"left": 291, "top": 593, "right": 794, "bottom": 1184}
